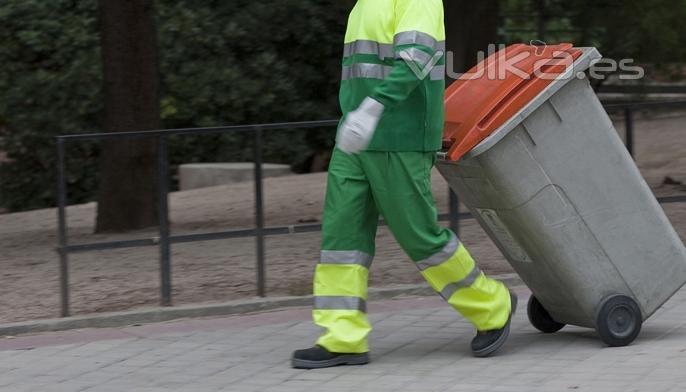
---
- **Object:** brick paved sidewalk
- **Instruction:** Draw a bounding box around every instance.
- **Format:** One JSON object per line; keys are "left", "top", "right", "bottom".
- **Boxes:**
{"left": 1, "top": 287, "right": 686, "bottom": 392}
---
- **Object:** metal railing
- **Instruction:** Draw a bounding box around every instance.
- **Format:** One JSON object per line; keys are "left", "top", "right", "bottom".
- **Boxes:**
{"left": 604, "top": 100, "right": 686, "bottom": 157}
{"left": 56, "top": 120, "right": 338, "bottom": 317}
{"left": 55, "top": 101, "right": 686, "bottom": 317}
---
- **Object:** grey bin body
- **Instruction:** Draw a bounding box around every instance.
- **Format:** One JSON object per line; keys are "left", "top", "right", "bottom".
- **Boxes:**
{"left": 436, "top": 48, "right": 686, "bottom": 331}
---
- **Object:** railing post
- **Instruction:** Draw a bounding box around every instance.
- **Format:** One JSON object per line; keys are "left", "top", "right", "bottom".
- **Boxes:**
{"left": 56, "top": 138, "right": 70, "bottom": 317}
{"left": 158, "top": 136, "right": 172, "bottom": 306}
{"left": 254, "top": 127, "right": 266, "bottom": 297}
{"left": 449, "top": 188, "right": 460, "bottom": 237}
{"left": 624, "top": 107, "right": 635, "bottom": 157}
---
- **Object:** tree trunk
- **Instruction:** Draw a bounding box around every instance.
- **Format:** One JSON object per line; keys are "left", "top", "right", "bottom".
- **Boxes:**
{"left": 96, "top": 0, "right": 161, "bottom": 233}
{"left": 445, "top": 0, "right": 501, "bottom": 84}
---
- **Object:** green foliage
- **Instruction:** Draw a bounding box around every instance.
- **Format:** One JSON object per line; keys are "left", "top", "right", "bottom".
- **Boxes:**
{"left": 0, "top": 0, "right": 353, "bottom": 211}
{"left": 0, "top": 0, "right": 102, "bottom": 210}
{"left": 502, "top": 0, "right": 577, "bottom": 44}
{"left": 157, "top": 0, "right": 352, "bottom": 167}
{"left": 1, "top": 0, "right": 684, "bottom": 211}
{"left": 570, "top": 0, "right": 686, "bottom": 64}
{"left": 159, "top": 0, "right": 350, "bottom": 127}
{"left": 502, "top": 0, "right": 686, "bottom": 65}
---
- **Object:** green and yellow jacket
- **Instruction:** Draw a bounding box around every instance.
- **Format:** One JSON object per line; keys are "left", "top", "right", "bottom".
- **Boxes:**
{"left": 339, "top": 0, "right": 446, "bottom": 151}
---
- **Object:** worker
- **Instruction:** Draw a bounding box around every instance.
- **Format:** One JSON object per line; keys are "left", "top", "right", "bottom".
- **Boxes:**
{"left": 292, "top": 0, "right": 516, "bottom": 369}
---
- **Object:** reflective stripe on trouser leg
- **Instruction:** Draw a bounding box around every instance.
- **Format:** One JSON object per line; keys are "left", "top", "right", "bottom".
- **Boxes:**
{"left": 417, "top": 234, "right": 510, "bottom": 331}
{"left": 313, "top": 250, "right": 372, "bottom": 354}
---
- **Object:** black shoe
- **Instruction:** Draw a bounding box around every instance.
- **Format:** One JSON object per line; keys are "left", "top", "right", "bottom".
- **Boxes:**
{"left": 291, "top": 345, "right": 369, "bottom": 369}
{"left": 471, "top": 289, "right": 518, "bottom": 358}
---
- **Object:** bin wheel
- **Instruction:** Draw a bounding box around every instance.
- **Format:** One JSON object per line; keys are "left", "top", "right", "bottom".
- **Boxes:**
{"left": 595, "top": 295, "right": 642, "bottom": 347}
{"left": 527, "top": 295, "right": 565, "bottom": 333}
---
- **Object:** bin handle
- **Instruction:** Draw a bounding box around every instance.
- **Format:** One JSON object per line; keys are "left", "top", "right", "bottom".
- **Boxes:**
{"left": 474, "top": 51, "right": 577, "bottom": 132}
{"left": 476, "top": 76, "right": 538, "bottom": 131}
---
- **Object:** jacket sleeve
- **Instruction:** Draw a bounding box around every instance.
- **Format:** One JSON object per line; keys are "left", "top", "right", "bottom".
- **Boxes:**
{"left": 369, "top": 0, "right": 444, "bottom": 109}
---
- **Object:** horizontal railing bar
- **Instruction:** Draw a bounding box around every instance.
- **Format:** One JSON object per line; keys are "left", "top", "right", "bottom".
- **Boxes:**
{"left": 54, "top": 101, "right": 686, "bottom": 142}
{"left": 56, "top": 120, "right": 340, "bottom": 142}
{"left": 171, "top": 228, "right": 258, "bottom": 243}
{"left": 660, "top": 195, "right": 686, "bottom": 204}
{"left": 600, "top": 85, "right": 686, "bottom": 95}
{"left": 437, "top": 212, "right": 471, "bottom": 222}
{"left": 171, "top": 225, "right": 325, "bottom": 244}
{"left": 65, "top": 238, "right": 158, "bottom": 253}
{"left": 604, "top": 100, "right": 686, "bottom": 111}
{"left": 59, "top": 194, "right": 685, "bottom": 255}
{"left": 58, "top": 212, "right": 475, "bottom": 254}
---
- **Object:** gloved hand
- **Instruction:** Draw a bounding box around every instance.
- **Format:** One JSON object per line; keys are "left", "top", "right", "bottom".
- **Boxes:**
{"left": 336, "top": 97, "right": 385, "bottom": 154}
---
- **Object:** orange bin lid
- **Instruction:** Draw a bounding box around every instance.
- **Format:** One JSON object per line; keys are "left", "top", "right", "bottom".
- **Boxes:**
{"left": 443, "top": 43, "right": 582, "bottom": 161}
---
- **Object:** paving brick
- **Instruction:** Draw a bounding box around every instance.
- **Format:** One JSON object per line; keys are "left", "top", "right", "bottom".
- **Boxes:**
{"left": 2, "top": 291, "right": 686, "bottom": 391}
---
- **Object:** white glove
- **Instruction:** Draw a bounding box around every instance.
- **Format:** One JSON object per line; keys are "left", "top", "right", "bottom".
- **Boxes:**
{"left": 336, "top": 97, "right": 385, "bottom": 154}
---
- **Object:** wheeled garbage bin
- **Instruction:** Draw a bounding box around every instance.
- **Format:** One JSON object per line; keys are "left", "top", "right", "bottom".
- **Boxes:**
{"left": 436, "top": 43, "right": 686, "bottom": 346}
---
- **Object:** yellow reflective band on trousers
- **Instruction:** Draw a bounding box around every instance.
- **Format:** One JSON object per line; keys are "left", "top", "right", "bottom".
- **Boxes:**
{"left": 314, "top": 264, "right": 368, "bottom": 299}
{"left": 313, "top": 262, "right": 371, "bottom": 353}
{"left": 420, "top": 243, "right": 511, "bottom": 331}
{"left": 313, "top": 309, "right": 370, "bottom": 353}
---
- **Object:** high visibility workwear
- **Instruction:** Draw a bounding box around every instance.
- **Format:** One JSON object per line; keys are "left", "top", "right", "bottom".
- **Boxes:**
{"left": 338, "top": 0, "right": 446, "bottom": 152}
{"left": 313, "top": 149, "right": 512, "bottom": 354}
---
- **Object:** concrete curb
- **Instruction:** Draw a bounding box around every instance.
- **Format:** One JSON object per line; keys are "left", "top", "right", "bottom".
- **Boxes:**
{"left": 0, "top": 274, "right": 522, "bottom": 337}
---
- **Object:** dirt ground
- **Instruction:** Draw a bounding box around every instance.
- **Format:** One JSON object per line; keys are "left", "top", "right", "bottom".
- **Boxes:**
{"left": 0, "top": 113, "right": 685, "bottom": 324}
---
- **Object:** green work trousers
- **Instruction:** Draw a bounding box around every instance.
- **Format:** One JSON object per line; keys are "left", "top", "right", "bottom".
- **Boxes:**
{"left": 313, "top": 149, "right": 511, "bottom": 353}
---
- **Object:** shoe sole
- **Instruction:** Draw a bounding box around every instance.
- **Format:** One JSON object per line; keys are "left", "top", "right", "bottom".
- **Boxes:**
{"left": 472, "top": 290, "right": 518, "bottom": 358}
{"left": 291, "top": 353, "right": 370, "bottom": 369}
